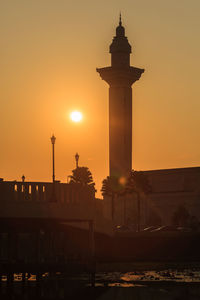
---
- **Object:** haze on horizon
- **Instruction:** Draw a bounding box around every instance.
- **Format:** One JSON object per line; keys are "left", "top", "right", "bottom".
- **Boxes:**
{"left": 1, "top": 0, "right": 200, "bottom": 197}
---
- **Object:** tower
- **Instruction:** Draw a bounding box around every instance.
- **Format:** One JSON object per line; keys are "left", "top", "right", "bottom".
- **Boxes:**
{"left": 97, "top": 16, "right": 144, "bottom": 180}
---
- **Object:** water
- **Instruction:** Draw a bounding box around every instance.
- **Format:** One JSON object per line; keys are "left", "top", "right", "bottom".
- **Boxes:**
{"left": 1, "top": 270, "right": 200, "bottom": 299}
{"left": 1, "top": 269, "right": 200, "bottom": 285}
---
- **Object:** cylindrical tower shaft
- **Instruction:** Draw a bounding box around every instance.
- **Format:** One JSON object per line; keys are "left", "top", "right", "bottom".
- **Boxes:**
{"left": 109, "top": 86, "right": 132, "bottom": 178}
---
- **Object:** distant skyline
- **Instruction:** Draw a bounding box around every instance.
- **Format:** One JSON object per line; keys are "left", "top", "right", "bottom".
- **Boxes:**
{"left": 1, "top": 0, "right": 200, "bottom": 197}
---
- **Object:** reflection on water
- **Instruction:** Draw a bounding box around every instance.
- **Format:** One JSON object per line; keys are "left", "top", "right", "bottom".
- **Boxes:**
{"left": 1, "top": 270, "right": 200, "bottom": 299}
{"left": 120, "top": 269, "right": 200, "bottom": 283}
{"left": 94, "top": 269, "right": 200, "bottom": 286}
{"left": 1, "top": 269, "right": 200, "bottom": 284}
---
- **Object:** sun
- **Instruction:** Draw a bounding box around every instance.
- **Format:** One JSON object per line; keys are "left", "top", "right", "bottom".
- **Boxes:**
{"left": 70, "top": 111, "right": 83, "bottom": 122}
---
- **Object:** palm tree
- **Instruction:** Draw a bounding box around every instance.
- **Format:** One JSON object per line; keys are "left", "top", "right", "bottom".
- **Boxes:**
{"left": 69, "top": 167, "right": 95, "bottom": 189}
{"left": 101, "top": 176, "right": 125, "bottom": 221}
{"left": 126, "top": 170, "right": 151, "bottom": 231}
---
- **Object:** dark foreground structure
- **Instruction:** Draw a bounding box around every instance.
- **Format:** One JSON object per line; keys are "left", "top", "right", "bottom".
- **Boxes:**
{"left": 0, "top": 180, "right": 200, "bottom": 300}
{"left": 0, "top": 217, "right": 200, "bottom": 279}
{"left": 96, "top": 18, "right": 200, "bottom": 230}
{"left": 0, "top": 178, "right": 200, "bottom": 282}
{"left": 0, "top": 219, "right": 200, "bottom": 299}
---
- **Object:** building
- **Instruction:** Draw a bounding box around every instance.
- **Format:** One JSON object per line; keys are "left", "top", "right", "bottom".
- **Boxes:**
{"left": 98, "top": 18, "right": 200, "bottom": 228}
{"left": 144, "top": 167, "right": 200, "bottom": 227}
{"left": 97, "top": 15, "right": 144, "bottom": 179}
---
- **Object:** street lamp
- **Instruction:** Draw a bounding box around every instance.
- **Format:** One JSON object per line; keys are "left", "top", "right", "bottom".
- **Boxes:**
{"left": 50, "top": 134, "right": 56, "bottom": 183}
{"left": 75, "top": 153, "right": 79, "bottom": 169}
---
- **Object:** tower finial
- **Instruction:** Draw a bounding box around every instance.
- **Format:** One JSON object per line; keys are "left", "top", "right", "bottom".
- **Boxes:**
{"left": 119, "top": 12, "right": 122, "bottom": 26}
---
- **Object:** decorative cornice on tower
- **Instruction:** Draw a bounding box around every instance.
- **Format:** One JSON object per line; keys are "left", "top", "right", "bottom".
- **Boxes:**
{"left": 96, "top": 66, "right": 144, "bottom": 87}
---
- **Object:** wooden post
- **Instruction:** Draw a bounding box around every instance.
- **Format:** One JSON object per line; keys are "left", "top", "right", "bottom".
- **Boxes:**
{"left": 6, "top": 273, "right": 14, "bottom": 298}
{"left": 124, "top": 196, "right": 126, "bottom": 225}
{"left": 89, "top": 221, "right": 95, "bottom": 258}
{"left": 137, "top": 194, "right": 140, "bottom": 232}
{"left": 36, "top": 231, "right": 40, "bottom": 263}
{"left": 7, "top": 273, "right": 14, "bottom": 285}
{"left": 36, "top": 273, "right": 41, "bottom": 283}
{"left": 36, "top": 272, "right": 42, "bottom": 298}
{"left": 88, "top": 220, "right": 95, "bottom": 287}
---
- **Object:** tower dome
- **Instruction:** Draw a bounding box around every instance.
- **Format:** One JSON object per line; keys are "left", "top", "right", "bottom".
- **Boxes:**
{"left": 116, "top": 14, "right": 125, "bottom": 37}
{"left": 109, "top": 15, "right": 131, "bottom": 67}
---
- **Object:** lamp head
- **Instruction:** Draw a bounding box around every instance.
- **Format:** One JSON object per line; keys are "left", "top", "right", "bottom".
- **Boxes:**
{"left": 51, "top": 134, "right": 56, "bottom": 144}
{"left": 75, "top": 153, "right": 79, "bottom": 162}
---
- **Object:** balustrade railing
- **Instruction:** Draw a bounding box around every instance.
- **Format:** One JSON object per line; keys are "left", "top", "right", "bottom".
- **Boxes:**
{"left": 0, "top": 181, "right": 95, "bottom": 204}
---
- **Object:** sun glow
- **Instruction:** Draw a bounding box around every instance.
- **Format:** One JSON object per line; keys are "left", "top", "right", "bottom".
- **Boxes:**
{"left": 70, "top": 111, "right": 83, "bottom": 122}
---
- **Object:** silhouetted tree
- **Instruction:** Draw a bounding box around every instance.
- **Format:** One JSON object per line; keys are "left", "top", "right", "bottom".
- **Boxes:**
{"left": 69, "top": 167, "right": 95, "bottom": 188}
{"left": 101, "top": 176, "right": 125, "bottom": 221}
{"left": 172, "top": 205, "right": 190, "bottom": 227}
{"left": 126, "top": 170, "right": 151, "bottom": 231}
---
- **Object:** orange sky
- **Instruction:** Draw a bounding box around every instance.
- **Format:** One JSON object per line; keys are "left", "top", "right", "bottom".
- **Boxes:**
{"left": 1, "top": 0, "right": 200, "bottom": 197}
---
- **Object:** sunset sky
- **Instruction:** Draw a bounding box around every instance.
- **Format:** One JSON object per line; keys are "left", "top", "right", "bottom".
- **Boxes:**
{"left": 1, "top": 0, "right": 200, "bottom": 197}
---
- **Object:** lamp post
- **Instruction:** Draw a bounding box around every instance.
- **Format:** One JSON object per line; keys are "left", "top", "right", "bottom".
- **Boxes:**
{"left": 75, "top": 153, "right": 79, "bottom": 169}
{"left": 50, "top": 134, "right": 56, "bottom": 183}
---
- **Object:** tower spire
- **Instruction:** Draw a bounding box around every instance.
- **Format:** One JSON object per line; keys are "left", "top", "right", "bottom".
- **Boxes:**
{"left": 119, "top": 12, "right": 122, "bottom": 26}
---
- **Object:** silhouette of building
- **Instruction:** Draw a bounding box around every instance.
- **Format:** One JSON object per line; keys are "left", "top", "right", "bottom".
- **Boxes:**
{"left": 97, "top": 15, "right": 144, "bottom": 179}
{"left": 0, "top": 180, "right": 112, "bottom": 234}
{"left": 144, "top": 167, "right": 200, "bottom": 227}
{"left": 98, "top": 17, "right": 200, "bottom": 228}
